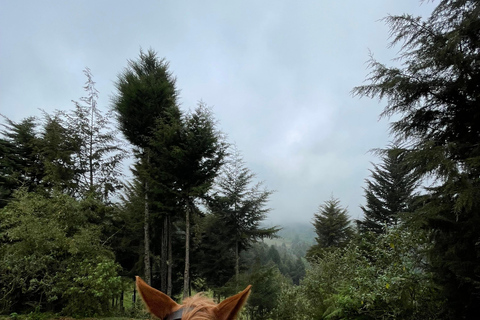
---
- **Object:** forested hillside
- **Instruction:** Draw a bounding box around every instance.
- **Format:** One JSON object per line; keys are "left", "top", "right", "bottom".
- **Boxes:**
{"left": 2, "top": 1, "right": 480, "bottom": 319}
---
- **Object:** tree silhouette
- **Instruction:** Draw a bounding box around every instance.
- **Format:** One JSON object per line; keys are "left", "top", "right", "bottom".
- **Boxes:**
{"left": 353, "top": 1, "right": 480, "bottom": 316}
{"left": 357, "top": 146, "right": 419, "bottom": 234}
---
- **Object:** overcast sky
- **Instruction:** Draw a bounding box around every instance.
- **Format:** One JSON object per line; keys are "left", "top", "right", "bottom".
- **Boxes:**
{"left": 0, "top": 1, "right": 436, "bottom": 224}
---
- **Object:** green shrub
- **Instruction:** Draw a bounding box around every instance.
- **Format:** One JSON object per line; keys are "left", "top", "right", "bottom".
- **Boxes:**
{"left": 0, "top": 190, "right": 121, "bottom": 315}
{"left": 274, "top": 228, "right": 443, "bottom": 320}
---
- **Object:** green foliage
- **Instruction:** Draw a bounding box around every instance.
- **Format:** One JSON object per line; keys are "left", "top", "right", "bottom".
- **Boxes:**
{"left": 330, "top": 230, "right": 441, "bottom": 320}
{"left": 223, "top": 264, "right": 285, "bottom": 320}
{"left": 113, "top": 179, "right": 145, "bottom": 277}
{"left": 112, "top": 49, "right": 179, "bottom": 149}
{"left": 0, "top": 190, "right": 121, "bottom": 315}
{"left": 277, "top": 228, "right": 442, "bottom": 320}
{"left": 63, "top": 67, "right": 126, "bottom": 200}
{"left": 147, "top": 107, "right": 184, "bottom": 207}
{"left": 1, "top": 70, "right": 125, "bottom": 205}
{"left": 203, "top": 145, "right": 278, "bottom": 291}
{"left": 353, "top": 0, "right": 480, "bottom": 316}
{"left": 60, "top": 259, "right": 121, "bottom": 316}
{"left": 194, "top": 213, "right": 236, "bottom": 290}
{"left": 308, "top": 197, "right": 352, "bottom": 259}
{"left": 0, "top": 116, "right": 43, "bottom": 207}
{"left": 112, "top": 48, "right": 184, "bottom": 289}
{"left": 239, "top": 241, "right": 307, "bottom": 287}
{"left": 357, "top": 146, "right": 419, "bottom": 234}
{"left": 174, "top": 104, "right": 227, "bottom": 203}
{"left": 39, "top": 114, "right": 80, "bottom": 194}
{"left": 211, "top": 145, "right": 277, "bottom": 244}
{"left": 272, "top": 283, "right": 309, "bottom": 320}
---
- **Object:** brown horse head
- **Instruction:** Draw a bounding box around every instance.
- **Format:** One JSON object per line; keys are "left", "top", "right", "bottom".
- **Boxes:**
{"left": 136, "top": 276, "right": 251, "bottom": 320}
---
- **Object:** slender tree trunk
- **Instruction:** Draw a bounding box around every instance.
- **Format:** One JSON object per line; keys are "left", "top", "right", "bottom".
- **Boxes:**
{"left": 183, "top": 200, "right": 191, "bottom": 299}
{"left": 144, "top": 153, "right": 151, "bottom": 285}
{"left": 120, "top": 290, "right": 124, "bottom": 313}
{"left": 235, "top": 201, "right": 239, "bottom": 286}
{"left": 161, "top": 215, "right": 168, "bottom": 292}
{"left": 144, "top": 181, "right": 151, "bottom": 284}
{"left": 89, "top": 100, "right": 94, "bottom": 191}
{"left": 167, "top": 214, "right": 173, "bottom": 296}
{"left": 235, "top": 239, "right": 239, "bottom": 284}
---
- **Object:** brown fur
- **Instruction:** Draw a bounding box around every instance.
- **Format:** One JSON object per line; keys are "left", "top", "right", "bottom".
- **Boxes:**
{"left": 182, "top": 294, "right": 217, "bottom": 320}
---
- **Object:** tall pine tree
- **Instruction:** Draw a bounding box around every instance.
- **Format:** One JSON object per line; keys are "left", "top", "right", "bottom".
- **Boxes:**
{"left": 353, "top": 1, "right": 480, "bottom": 317}
{"left": 112, "top": 49, "right": 180, "bottom": 286}
{"left": 175, "top": 104, "right": 226, "bottom": 298}
{"left": 65, "top": 67, "right": 125, "bottom": 200}
{"left": 209, "top": 145, "right": 278, "bottom": 283}
{"left": 39, "top": 113, "right": 80, "bottom": 195}
{"left": 308, "top": 197, "right": 352, "bottom": 258}
{"left": 357, "top": 147, "right": 419, "bottom": 234}
{"left": 0, "top": 117, "right": 43, "bottom": 207}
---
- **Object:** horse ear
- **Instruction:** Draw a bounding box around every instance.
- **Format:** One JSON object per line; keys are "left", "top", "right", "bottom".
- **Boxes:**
{"left": 136, "top": 276, "right": 181, "bottom": 319}
{"left": 215, "top": 285, "right": 251, "bottom": 320}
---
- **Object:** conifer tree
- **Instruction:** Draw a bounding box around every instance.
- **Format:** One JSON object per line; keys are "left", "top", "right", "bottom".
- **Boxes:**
{"left": 39, "top": 114, "right": 80, "bottom": 194}
{"left": 308, "top": 197, "right": 352, "bottom": 258}
{"left": 193, "top": 213, "right": 236, "bottom": 291}
{"left": 353, "top": 1, "right": 480, "bottom": 316}
{"left": 357, "top": 147, "right": 419, "bottom": 234}
{"left": 65, "top": 68, "right": 125, "bottom": 200}
{"left": 112, "top": 49, "right": 180, "bottom": 286}
{"left": 175, "top": 104, "right": 226, "bottom": 298}
{"left": 209, "top": 145, "right": 278, "bottom": 282}
{"left": 147, "top": 108, "right": 184, "bottom": 295}
{"left": 0, "top": 117, "right": 43, "bottom": 207}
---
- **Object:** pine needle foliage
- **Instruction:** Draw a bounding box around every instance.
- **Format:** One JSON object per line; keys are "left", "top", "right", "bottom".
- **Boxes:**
{"left": 353, "top": 1, "right": 480, "bottom": 317}
{"left": 113, "top": 49, "right": 179, "bottom": 149}
{"left": 65, "top": 68, "right": 126, "bottom": 200}
{"left": 357, "top": 146, "right": 419, "bottom": 234}
{"left": 0, "top": 117, "right": 43, "bottom": 206}
{"left": 208, "top": 146, "right": 279, "bottom": 280}
{"left": 311, "top": 197, "right": 352, "bottom": 250}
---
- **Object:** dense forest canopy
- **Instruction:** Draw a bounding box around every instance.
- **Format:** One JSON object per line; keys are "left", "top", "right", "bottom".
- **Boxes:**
{"left": 1, "top": 1, "right": 480, "bottom": 319}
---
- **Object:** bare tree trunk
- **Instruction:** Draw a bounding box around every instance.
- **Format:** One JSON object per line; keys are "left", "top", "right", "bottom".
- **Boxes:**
{"left": 144, "top": 152, "right": 151, "bottom": 285}
{"left": 183, "top": 201, "right": 191, "bottom": 299}
{"left": 120, "top": 290, "right": 124, "bottom": 313}
{"left": 161, "top": 215, "right": 168, "bottom": 292}
{"left": 167, "top": 214, "right": 173, "bottom": 296}
{"left": 89, "top": 99, "right": 94, "bottom": 191}
{"left": 133, "top": 285, "right": 136, "bottom": 303}
{"left": 144, "top": 181, "right": 151, "bottom": 285}
{"left": 235, "top": 239, "right": 239, "bottom": 285}
{"left": 235, "top": 202, "right": 239, "bottom": 287}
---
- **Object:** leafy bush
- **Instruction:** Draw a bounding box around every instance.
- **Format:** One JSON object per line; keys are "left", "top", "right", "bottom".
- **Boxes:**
{"left": 275, "top": 228, "right": 443, "bottom": 320}
{"left": 272, "top": 283, "right": 309, "bottom": 320}
{"left": 0, "top": 190, "right": 121, "bottom": 315}
{"left": 59, "top": 258, "right": 121, "bottom": 316}
{"left": 221, "top": 264, "right": 286, "bottom": 320}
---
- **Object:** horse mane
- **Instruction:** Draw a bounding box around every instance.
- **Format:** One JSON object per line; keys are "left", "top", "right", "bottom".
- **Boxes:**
{"left": 182, "top": 294, "right": 217, "bottom": 320}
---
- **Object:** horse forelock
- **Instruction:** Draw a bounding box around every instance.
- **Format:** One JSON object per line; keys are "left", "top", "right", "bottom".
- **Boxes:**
{"left": 182, "top": 294, "right": 217, "bottom": 320}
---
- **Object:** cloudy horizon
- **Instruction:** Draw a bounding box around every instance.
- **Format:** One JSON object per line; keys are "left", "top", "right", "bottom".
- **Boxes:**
{"left": 0, "top": 1, "right": 437, "bottom": 224}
